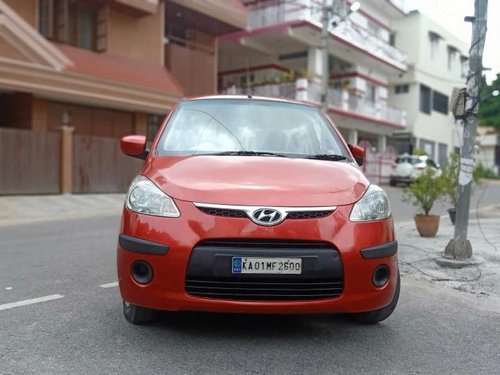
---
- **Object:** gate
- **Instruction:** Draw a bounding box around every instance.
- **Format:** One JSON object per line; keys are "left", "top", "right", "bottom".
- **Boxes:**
{"left": 72, "top": 134, "right": 143, "bottom": 193}
{"left": 360, "top": 141, "right": 397, "bottom": 185}
{"left": 0, "top": 128, "right": 61, "bottom": 194}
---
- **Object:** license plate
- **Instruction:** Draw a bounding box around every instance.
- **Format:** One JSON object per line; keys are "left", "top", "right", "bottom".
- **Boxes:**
{"left": 232, "top": 257, "right": 302, "bottom": 275}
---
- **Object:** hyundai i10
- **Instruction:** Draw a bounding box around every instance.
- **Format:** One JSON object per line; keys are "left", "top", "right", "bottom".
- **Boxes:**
{"left": 117, "top": 96, "right": 399, "bottom": 325}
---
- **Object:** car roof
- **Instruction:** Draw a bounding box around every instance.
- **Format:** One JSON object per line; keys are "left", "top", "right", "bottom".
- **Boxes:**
{"left": 182, "top": 95, "right": 317, "bottom": 108}
{"left": 397, "top": 154, "right": 428, "bottom": 159}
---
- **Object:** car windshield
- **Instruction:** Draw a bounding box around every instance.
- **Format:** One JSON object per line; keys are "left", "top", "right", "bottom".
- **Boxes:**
{"left": 156, "top": 99, "right": 348, "bottom": 158}
{"left": 396, "top": 156, "right": 426, "bottom": 165}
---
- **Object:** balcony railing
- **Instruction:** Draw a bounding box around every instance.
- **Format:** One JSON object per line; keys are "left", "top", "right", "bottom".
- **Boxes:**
{"left": 247, "top": 1, "right": 407, "bottom": 68}
{"left": 221, "top": 79, "right": 406, "bottom": 127}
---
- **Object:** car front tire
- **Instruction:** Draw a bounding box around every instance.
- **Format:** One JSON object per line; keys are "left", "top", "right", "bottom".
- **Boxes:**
{"left": 350, "top": 271, "right": 400, "bottom": 324}
{"left": 123, "top": 300, "right": 157, "bottom": 325}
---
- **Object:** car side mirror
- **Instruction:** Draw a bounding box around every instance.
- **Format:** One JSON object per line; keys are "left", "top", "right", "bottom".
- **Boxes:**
{"left": 348, "top": 144, "right": 365, "bottom": 166}
{"left": 120, "top": 135, "right": 148, "bottom": 160}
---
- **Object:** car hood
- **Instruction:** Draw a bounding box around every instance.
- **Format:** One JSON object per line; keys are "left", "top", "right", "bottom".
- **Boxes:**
{"left": 144, "top": 156, "right": 369, "bottom": 206}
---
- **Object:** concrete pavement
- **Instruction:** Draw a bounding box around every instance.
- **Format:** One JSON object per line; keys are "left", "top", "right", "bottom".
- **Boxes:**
{"left": 397, "top": 205, "right": 500, "bottom": 310}
{"left": 0, "top": 194, "right": 125, "bottom": 227}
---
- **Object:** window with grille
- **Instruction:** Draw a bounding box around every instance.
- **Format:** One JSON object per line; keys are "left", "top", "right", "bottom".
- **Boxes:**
{"left": 433, "top": 91, "right": 449, "bottom": 114}
{"left": 395, "top": 84, "right": 409, "bottom": 94}
{"left": 38, "top": 0, "right": 107, "bottom": 52}
{"left": 419, "top": 85, "right": 431, "bottom": 114}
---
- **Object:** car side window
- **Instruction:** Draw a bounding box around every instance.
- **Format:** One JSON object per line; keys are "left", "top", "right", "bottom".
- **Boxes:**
{"left": 426, "top": 159, "right": 438, "bottom": 168}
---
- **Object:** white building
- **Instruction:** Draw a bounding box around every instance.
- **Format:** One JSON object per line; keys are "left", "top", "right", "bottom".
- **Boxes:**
{"left": 218, "top": 0, "right": 408, "bottom": 152}
{"left": 477, "top": 127, "right": 500, "bottom": 175}
{"left": 388, "top": 10, "right": 468, "bottom": 166}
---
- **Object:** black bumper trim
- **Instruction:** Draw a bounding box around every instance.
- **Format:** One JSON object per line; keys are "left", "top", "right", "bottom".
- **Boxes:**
{"left": 119, "top": 234, "right": 169, "bottom": 255}
{"left": 360, "top": 241, "right": 398, "bottom": 259}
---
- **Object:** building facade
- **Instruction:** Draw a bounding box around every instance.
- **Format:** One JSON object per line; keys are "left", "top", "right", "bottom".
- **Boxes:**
{"left": 388, "top": 10, "right": 468, "bottom": 166}
{"left": 0, "top": 0, "right": 247, "bottom": 194}
{"left": 477, "top": 127, "right": 500, "bottom": 176}
{"left": 218, "top": 0, "right": 409, "bottom": 152}
{"left": 0, "top": 0, "right": 248, "bottom": 138}
{"left": 164, "top": 0, "right": 248, "bottom": 97}
{"left": 0, "top": 0, "right": 184, "bottom": 139}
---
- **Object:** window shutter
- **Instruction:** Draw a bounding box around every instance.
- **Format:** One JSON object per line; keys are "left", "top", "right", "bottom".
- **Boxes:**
{"left": 95, "top": 5, "right": 108, "bottom": 53}
{"left": 39, "top": 0, "right": 54, "bottom": 39}
{"left": 55, "top": 0, "right": 70, "bottom": 43}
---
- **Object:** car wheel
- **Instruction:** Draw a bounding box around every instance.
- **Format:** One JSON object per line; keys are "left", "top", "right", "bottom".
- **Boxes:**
{"left": 350, "top": 271, "right": 400, "bottom": 324}
{"left": 389, "top": 177, "right": 396, "bottom": 187}
{"left": 123, "top": 300, "right": 157, "bottom": 325}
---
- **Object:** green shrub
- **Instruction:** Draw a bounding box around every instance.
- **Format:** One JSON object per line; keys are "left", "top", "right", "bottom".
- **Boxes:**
{"left": 402, "top": 167, "right": 447, "bottom": 216}
{"left": 442, "top": 153, "right": 460, "bottom": 207}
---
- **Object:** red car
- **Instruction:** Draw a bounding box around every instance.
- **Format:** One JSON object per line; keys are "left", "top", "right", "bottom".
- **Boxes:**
{"left": 118, "top": 96, "right": 399, "bottom": 325}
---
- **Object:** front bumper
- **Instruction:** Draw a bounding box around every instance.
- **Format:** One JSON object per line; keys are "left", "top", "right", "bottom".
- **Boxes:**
{"left": 117, "top": 200, "right": 398, "bottom": 314}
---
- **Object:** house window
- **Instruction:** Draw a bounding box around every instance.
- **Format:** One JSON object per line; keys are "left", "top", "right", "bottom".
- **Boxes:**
{"left": 389, "top": 32, "right": 396, "bottom": 47}
{"left": 419, "top": 85, "right": 432, "bottom": 114}
{"left": 429, "top": 32, "right": 441, "bottom": 60}
{"left": 433, "top": 91, "right": 449, "bottom": 114}
{"left": 38, "top": 0, "right": 107, "bottom": 52}
{"left": 366, "top": 82, "right": 376, "bottom": 103}
{"left": 460, "top": 55, "right": 469, "bottom": 78}
{"left": 448, "top": 46, "right": 458, "bottom": 71}
{"left": 395, "top": 84, "right": 409, "bottom": 94}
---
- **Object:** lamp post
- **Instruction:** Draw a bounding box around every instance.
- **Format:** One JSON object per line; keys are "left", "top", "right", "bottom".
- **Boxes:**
{"left": 320, "top": 0, "right": 360, "bottom": 113}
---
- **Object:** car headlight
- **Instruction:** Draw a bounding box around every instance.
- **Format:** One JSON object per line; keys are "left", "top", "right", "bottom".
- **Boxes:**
{"left": 126, "top": 175, "right": 180, "bottom": 217}
{"left": 350, "top": 184, "right": 391, "bottom": 222}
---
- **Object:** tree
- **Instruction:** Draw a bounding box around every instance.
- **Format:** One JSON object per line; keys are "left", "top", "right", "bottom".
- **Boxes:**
{"left": 479, "top": 73, "right": 500, "bottom": 129}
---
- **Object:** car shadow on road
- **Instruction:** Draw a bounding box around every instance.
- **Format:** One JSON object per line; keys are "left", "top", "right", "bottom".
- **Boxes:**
{"left": 149, "top": 311, "right": 392, "bottom": 340}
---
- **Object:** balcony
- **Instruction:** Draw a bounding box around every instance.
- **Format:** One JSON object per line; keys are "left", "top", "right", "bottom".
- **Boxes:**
{"left": 113, "top": 0, "right": 158, "bottom": 16}
{"left": 246, "top": 1, "right": 407, "bottom": 70}
{"left": 220, "top": 79, "right": 406, "bottom": 128}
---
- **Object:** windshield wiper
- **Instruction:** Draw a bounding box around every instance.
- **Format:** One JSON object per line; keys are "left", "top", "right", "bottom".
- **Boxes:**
{"left": 306, "top": 154, "right": 348, "bottom": 161}
{"left": 204, "top": 151, "right": 288, "bottom": 158}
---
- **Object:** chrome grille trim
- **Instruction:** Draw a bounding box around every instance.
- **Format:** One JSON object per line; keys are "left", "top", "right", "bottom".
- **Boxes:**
{"left": 193, "top": 202, "right": 336, "bottom": 225}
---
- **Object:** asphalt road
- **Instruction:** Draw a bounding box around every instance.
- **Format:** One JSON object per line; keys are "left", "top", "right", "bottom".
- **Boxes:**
{"left": 1, "top": 216, "right": 500, "bottom": 374}
{"left": 385, "top": 181, "right": 500, "bottom": 223}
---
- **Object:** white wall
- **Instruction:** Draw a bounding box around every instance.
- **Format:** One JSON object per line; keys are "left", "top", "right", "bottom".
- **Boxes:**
{"left": 388, "top": 11, "right": 467, "bottom": 159}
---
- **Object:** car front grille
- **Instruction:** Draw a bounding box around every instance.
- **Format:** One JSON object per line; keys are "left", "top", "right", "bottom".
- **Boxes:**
{"left": 196, "top": 207, "right": 333, "bottom": 220}
{"left": 185, "top": 239, "right": 343, "bottom": 301}
{"left": 197, "top": 207, "right": 247, "bottom": 218}
{"left": 287, "top": 210, "right": 333, "bottom": 219}
{"left": 185, "top": 277, "right": 343, "bottom": 301}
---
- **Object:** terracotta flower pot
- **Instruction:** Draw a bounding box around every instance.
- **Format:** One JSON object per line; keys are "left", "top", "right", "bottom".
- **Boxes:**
{"left": 414, "top": 214, "right": 440, "bottom": 237}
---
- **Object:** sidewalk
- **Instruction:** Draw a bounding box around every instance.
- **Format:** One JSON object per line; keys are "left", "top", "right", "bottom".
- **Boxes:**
{"left": 1, "top": 193, "right": 499, "bottom": 308}
{"left": 0, "top": 194, "right": 125, "bottom": 227}
{"left": 397, "top": 205, "right": 500, "bottom": 309}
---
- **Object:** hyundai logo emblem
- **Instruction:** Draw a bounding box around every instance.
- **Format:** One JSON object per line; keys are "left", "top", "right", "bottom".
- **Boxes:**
{"left": 251, "top": 208, "right": 284, "bottom": 226}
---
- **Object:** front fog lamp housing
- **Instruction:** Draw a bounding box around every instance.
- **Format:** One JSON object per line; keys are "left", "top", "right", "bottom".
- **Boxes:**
{"left": 350, "top": 184, "right": 391, "bottom": 222}
{"left": 126, "top": 175, "right": 180, "bottom": 217}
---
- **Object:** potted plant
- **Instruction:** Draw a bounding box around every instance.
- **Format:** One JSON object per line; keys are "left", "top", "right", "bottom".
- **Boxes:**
{"left": 402, "top": 166, "right": 446, "bottom": 237}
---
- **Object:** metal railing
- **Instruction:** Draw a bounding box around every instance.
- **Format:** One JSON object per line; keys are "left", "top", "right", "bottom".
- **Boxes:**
{"left": 247, "top": 1, "right": 407, "bottom": 68}
{"left": 220, "top": 80, "right": 406, "bottom": 127}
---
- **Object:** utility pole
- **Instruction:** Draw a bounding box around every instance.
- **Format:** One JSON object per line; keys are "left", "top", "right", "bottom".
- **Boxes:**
{"left": 319, "top": 1, "right": 359, "bottom": 114}
{"left": 444, "top": 0, "right": 488, "bottom": 260}
{"left": 320, "top": 0, "right": 331, "bottom": 113}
